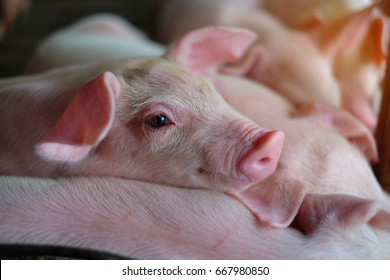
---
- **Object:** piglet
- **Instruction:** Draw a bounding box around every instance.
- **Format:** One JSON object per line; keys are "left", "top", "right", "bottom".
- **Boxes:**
{"left": 1, "top": 175, "right": 390, "bottom": 259}
{"left": 26, "top": 13, "right": 165, "bottom": 73}
{"left": 258, "top": 1, "right": 388, "bottom": 129}
{"left": 0, "top": 53, "right": 285, "bottom": 225}
{"left": 307, "top": 5, "right": 388, "bottom": 129}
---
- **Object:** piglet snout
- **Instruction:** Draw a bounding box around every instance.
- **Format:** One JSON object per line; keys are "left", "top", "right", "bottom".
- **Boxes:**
{"left": 239, "top": 130, "right": 284, "bottom": 183}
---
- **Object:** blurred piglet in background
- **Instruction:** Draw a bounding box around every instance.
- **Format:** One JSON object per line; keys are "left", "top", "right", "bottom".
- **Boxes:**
{"left": 154, "top": 0, "right": 389, "bottom": 130}
{"left": 26, "top": 14, "right": 165, "bottom": 73}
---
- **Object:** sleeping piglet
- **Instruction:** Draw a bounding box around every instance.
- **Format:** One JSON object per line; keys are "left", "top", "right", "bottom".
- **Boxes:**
{"left": 0, "top": 52, "right": 285, "bottom": 224}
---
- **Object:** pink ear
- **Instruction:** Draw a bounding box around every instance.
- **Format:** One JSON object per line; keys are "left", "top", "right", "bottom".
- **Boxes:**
{"left": 35, "top": 72, "right": 121, "bottom": 162}
{"left": 295, "top": 103, "right": 378, "bottom": 162}
{"left": 293, "top": 193, "right": 390, "bottom": 234}
{"left": 229, "top": 171, "right": 307, "bottom": 228}
{"left": 165, "top": 26, "right": 257, "bottom": 76}
{"left": 311, "top": 5, "right": 376, "bottom": 57}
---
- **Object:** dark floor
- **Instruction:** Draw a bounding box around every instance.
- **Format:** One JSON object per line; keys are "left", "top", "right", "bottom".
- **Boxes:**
{"left": 0, "top": 0, "right": 154, "bottom": 77}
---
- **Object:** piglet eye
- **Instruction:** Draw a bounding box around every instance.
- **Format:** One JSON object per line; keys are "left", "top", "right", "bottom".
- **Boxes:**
{"left": 145, "top": 114, "right": 172, "bottom": 128}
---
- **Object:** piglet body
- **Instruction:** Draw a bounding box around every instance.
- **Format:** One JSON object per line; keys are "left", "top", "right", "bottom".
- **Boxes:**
{"left": 1, "top": 175, "right": 390, "bottom": 259}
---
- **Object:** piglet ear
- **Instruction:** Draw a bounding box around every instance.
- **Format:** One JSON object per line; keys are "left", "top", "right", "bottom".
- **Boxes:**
{"left": 293, "top": 193, "right": 390, "bottom": 234}
{"left": 165, "top": 26, "right": 257, "bottom": 76}
{"left": 230, "top": 171, "right": 307, "bottom": 228}
{"left": 311, "top": 5, "right": 376, "bottom": 57}
{"left": 35, "top": 72, "right": 121, "bottom": 162}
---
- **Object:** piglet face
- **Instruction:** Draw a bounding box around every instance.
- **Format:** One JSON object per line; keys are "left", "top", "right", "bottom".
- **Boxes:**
{"left": 105, "top": 59, "right": 284, "bottom": 192}
{"left": 33, "top": 58, "right": 283, "bottom": 194}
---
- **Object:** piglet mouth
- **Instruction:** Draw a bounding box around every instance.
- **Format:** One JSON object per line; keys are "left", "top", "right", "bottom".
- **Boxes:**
{"left": 197, "top": 167, "right": 254, "bottom": 190}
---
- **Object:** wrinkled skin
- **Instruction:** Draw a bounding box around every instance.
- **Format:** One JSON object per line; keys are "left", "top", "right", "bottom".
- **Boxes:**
{"left": 1, "top": 176, "right": 390, "bottom": 259}
{"left": 153, "top": 0, "right": 388, "bottom": 130}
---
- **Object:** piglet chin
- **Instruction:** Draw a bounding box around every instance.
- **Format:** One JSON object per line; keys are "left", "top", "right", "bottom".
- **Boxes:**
{"left": 238, "top": 130, "right": 284, "bottom": 185}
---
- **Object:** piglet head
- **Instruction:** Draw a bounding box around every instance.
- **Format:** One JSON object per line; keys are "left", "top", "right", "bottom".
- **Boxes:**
{"left": 162, "top": 26, "right": 285, "bottom": 191}
{"left": 34, "top": 58, "right": 283, "bottom": 193}
{"left": 111, "top": 60, "right": 284, "bottom": 192}
{"left": 310, "top": 5, "right": 388, "bottom": 130}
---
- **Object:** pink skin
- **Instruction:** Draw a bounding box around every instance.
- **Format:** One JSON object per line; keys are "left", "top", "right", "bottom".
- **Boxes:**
{"left": 153, "top": 0, "right": 388, "bottom": 130}
{"left": 0, "top": 58, "right": 284, "bottom": 216}
{"left": 1, "top": 176, "right": 390, "bottom": 259}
